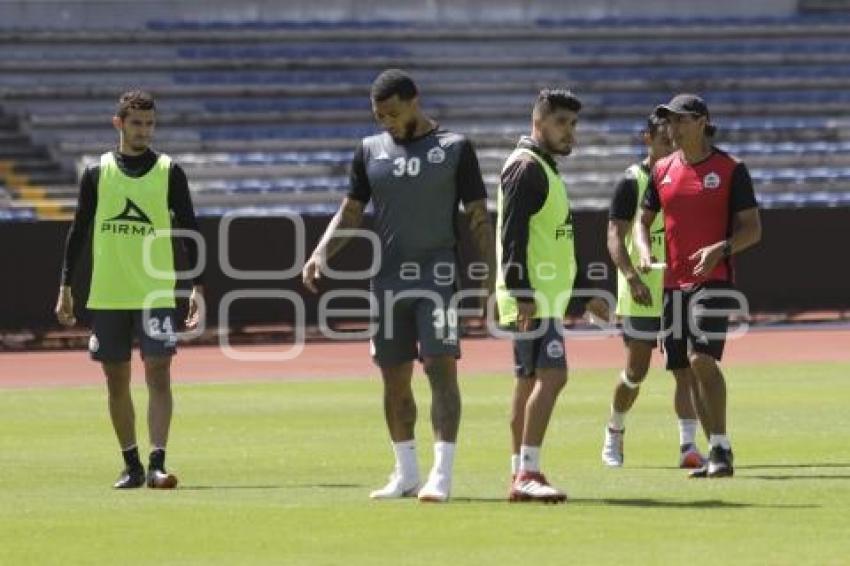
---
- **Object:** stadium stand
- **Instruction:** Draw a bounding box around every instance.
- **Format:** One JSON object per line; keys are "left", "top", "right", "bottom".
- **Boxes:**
{"left": 2, "top": 14, "right": 850, "bottom": 219}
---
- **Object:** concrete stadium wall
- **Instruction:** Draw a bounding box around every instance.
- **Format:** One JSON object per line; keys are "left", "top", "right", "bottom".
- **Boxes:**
{"left": 2, "top": 208, "right": 847, "bottom": 332}
{"left": 0, "top": 0, "right": 799, "bottom": 29}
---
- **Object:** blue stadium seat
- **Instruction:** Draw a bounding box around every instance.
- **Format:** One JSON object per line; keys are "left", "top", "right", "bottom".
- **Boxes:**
{"left": 0, "top": 208, "right": 37, "bottom": 221}
{"left": 147, "top": 19, "right": 414, "bottom": 31}
{"left": 535, "top": 14, "right": 850, "bottom": 27}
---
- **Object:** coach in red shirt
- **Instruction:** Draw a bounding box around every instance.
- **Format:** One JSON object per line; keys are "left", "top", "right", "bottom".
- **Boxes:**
{"left": 636, "top": 94, "right": 761, "bottom": 479}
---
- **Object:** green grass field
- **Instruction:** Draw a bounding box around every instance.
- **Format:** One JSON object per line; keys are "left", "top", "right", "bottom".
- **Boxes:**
{"left": 2, "top": 362, "right": 848, "bottom": 565}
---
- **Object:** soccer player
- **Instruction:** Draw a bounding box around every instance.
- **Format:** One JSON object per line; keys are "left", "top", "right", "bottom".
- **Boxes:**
{"left": 55, "top": 90, "right": 204, "bottom": 489}
{"left": 636, "top": 94, "right": 761, "bottom": 478}
{"left": 495, "top": 89, "right": 583, "bottom": 503}
{"left": 601, "top": 112, "right": 708, "bottom": 469}
{"left": 302, "top": 69, "right": 495, "bottom": 502}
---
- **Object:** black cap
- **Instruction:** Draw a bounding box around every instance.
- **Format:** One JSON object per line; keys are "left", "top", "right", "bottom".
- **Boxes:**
{"left": 644, "top": 112, "right": 666, "bottom": 135}
{"left": 655, "top": 94, "right": 716, "bottom": 136}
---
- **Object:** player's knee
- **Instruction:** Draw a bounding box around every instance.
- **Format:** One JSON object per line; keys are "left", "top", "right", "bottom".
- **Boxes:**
{"left": 383, "top": 372, "right": 413, "bottom": 401}
{"left": 689, "top": 352, "right": 717, "bottom": 372}
{"left": 538, "top": 368, "right": 567, "bottom": 392}
{"left": 144, "top": 356, "right": 171, "bottom": 373}
{"left": 106, "top": 379, "right": 131, "bottom": 399}
{"left": 144, "top": 359, "right": 172, "bottom": 391}
{"left": 422, "top": 356, "right": 456, "bottom": 383}
{"left": 627, "top": 368, "right": 649, "bottom": 383}
{"left": 145, "top": 377, "right": 172, "bottom": 397}
{"left": 103, "top": 364, "right": 130, "bottom": 396}
{"left": 621, "top": 369, "right": 645, "bottom": 389}
{"left": 383, "top": 380, "right": 413, "bottom": 402}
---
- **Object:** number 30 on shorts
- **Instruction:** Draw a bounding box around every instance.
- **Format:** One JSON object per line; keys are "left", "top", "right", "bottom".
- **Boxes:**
{"left": 432, "top": 307, "right": 458, "bottom": 341}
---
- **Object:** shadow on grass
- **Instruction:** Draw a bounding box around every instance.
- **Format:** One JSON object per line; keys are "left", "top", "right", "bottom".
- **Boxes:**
{"left": 724, "top": 462, "right": 850, "bottom": 480}
{"left": 569, "top": 498, "right": 819, "bottom": 509}
{"left": 738, "top": 475, "right": 850, "bottom": 481}
{"left": 444, "top": 497, "right": 819, "bottom": 508}
{"left": 737, "top": 463, "right": 850, "bottom": 470}
{"left": 631, "top": 462, "right": 850, "bottom": 472}
{"left": 179, "top": 483, "right": 363, "bottom": 491}
{"left": 452, "top": 496, "right": 513, "bottom": 503}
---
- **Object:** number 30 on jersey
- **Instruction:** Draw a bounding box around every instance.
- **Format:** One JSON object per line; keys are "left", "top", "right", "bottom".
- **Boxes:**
{"left": 392, "top": 156, "right": 421, "bottom": 177}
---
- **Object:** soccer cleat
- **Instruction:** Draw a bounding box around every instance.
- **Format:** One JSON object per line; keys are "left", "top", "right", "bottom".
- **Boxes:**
{"left": 146, "top": 468, "right": 179, "bottom": 489}
{"left": 113, "top": 466, "right": 145, "bottom": 489}
{"left": 679, "top": 443, "right": 707, "bottom": 469}
{"left": 689, "top": 445, "right": 734, "bottom": 479}
{"left": 509, "top": 471, "right": 567, "bottom": 503}
{"left": 369, "top": 472, "right": 419, "bottom": 500}
{"left": 708, "top": 445, "right": 734, "bottom": 478}
{"left": 601, "top": 427, "right": 625, "bottom": 467}
{"left": 417, "top": 471, "right": 451, "bottom": 503}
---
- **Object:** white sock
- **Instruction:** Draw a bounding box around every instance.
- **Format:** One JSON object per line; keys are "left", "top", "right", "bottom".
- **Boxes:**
{"left": 519, "top": 445, "right": 541, "bottom": 472}
{"left": 392, "top": 440, "right": 418, "bottom": 480}
{"left": 432, "top": 441, "right": 456, "bottom": 477}
{"left": 511, "top": 454, "right": 520, "bottom": 475}
{"left": 709, "top": 434, "right": 731, "bottom": 450}
{"left": 609, "top": 408, "right": 626, "bottom": 431}
{"left": 679, "top": 419, "right": 698, "bottom": 446}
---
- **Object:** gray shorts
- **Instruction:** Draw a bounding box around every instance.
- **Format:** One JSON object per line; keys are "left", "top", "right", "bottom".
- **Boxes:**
{"left": 370, "top": 285, "right": 460, "bottom": 367}
{"left": 512, "top": 318, "right": 567, "bottom": 378}
{"left": 89, "top": 308, "right": 177, "bottom": 363}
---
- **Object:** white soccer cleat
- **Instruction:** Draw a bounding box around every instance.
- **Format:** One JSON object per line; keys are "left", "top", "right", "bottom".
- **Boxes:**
{"left": 369, "top": 471, "right": 419, "bottom": 500}
{"left": 417, "top": 471, "right": 451, "bottom": 503}
{"left": 602, "top": 427, "right": 624, "bottom": 467}
{"left": 509, "top": 471, "right": 567, "bottom": 503}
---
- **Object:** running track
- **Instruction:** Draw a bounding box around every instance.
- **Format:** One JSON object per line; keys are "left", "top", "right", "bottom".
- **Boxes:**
{"left": 1, "top": 327, "right": 848, "bottom": 388}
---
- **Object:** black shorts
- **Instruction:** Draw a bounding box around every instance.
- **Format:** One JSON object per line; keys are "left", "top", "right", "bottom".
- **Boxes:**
{"left": 89, "top": 308, "right": 178, "bottom": 363}
{"left": 511, "top": 318, "right": 567, "bottom": 378}
{"left": 370, "top": 286, "right": 460, "bottom": 367}
{"left": 661, "top": 283, "right": 736, "bottom": 370}
{"left": 620, "top": 316, "right": 661, "bottom": 347}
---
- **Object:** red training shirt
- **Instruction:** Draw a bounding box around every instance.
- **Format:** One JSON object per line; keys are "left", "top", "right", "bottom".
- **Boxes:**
{"left": 642, "top": 147, "right": 758, "bottom": 290}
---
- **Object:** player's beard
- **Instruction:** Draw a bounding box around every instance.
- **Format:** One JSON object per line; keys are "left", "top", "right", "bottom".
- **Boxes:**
{"left": 402, "top": 119, "right": 417, "bottom": 141}
{"left": 548, "top": 141, "right": 572, "bottom": 156}
{"left": 122, "top": 131, "right": 150, "bottom": 154}
{"left": 542, "top": 131, "right": 572, "bottom": 156}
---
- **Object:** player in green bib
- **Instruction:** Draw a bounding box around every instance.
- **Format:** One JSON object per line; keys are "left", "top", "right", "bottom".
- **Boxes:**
{"left": 496, "top": 89, "right": 583, "bottom": 503}
{"left": 55, "top": 90, "right": 204, "bottom": 490}
{"left": 601, "top": 112, "right": 708, "bottom": 469}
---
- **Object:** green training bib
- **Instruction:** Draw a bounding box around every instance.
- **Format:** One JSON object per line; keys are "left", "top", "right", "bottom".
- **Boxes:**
{"left": 496, "top": 148, "right": 577, "bottom": 324}
{"left": 87, "top": 152, "right": 175, "bottom": 309}
{"left": 616, "top": 163, "right": 665, "bottom": 317}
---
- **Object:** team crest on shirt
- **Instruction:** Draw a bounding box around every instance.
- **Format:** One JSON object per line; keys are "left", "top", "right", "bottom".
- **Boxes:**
{"left": 702, "top": 172, "right": 721, "bottom": 190}
{"left": 427, "top": 147, "right": 446, "bottom": 164}
{"left": 89, "top": 335, "right": 100, "bottom": 353}
{"left": 546, "top": 339, "right": 564, "bottom": 359}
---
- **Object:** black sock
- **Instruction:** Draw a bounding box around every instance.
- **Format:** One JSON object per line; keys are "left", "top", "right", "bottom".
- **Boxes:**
{"left": 149, "top": 448, "right": 166, "bottom": 472}
{"left": 122, "top": 446, "right": 143, "bottom": 471}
